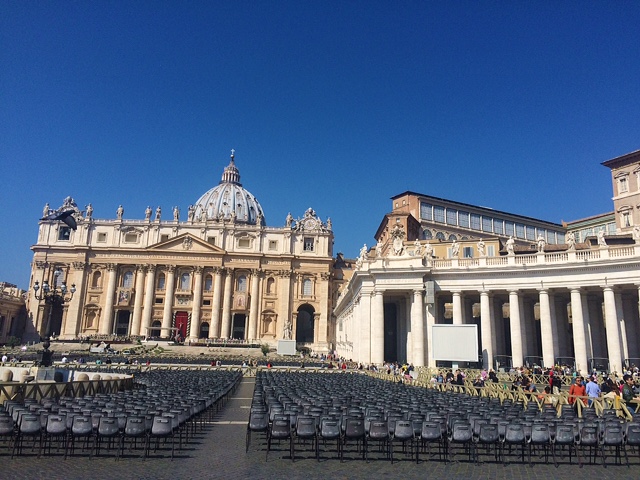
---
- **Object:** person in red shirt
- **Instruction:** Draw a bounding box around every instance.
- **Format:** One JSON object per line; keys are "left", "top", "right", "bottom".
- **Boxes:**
{"left": 568, "top": 377, "right": 587, "bottom": 406}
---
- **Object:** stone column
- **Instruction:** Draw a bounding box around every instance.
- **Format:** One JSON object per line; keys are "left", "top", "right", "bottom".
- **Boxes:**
{"left": 247, "top": 269, "right": 262, "bottom": 341}
{"left": 316, "top": 272, "right": 331, "bottom": 351}
{"left": 209, "top": 267, "right": 223, "bottom": 339}
{"left": 411, "top": 290, "right": 425, "bottom": 367}
{"left": 130, "top": 265, "right": 146, "bottom": 336}
{"left": 603, "top": 286, "right": 623, "bottom": 373}
{"left": 220, "top": 269, "right": 234, "bottom": 339}
{"left": 161, "top": 266, "right": 176, "bottom": 338}
{"left": 508, "top": 290, "right": 524, "bottom": 368}
{"left": 570, "top": 288, "right": 589, "bottom": 375}
{"left": 538, "top": 289, "right": 555, "bottom": 368}
{"left": 480, "top": 290, "right": 494, "bottom": 370}
{"left": 425, "top": 301, "right": 436, "bottom": 368}
{"left": 141, "top": 265, "right": 156, "bottom": 338}
{"left": 371, "top": 290, "right": 384, "bottom": 364}
{"left": 359, "top": 292, "right": 372, "bottom": 364}
{"left": 624, "top": 292, "right": 639, "bottom": 360}
{"left": 615, "top": 292, "right": 629, "bottom": 363}
{"left": 189, "top": 266, "right": 203, "bottom": 340}
{"left": 63, "top": 262, "right": 87, "bottom": 338}
{"left": 452, "top": 291, "right": 463, "bottom": 325}
{"left": 99, "top": 264, "right": 118, "bottom": 335}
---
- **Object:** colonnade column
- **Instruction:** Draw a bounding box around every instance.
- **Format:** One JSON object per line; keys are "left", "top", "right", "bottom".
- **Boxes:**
{"left": 371, "top": 290, "right": 384, "bottom": 364}
{"left": 100, "top": 264, "right": 118, "bottom": 335}
{"left": 141, "top": 265, "right": 156, "bottom": 338}
{"left": 220, "top": 269, "right": 234, "bottom": 339}
{"left": 130, "top": 265, "right": 146, "bottom": 336}
{"left": 63, "top": 262, "right": 87, "bottom": 338}
{"left": 538, "top": 289, "right": 555, "bottom": 368}
{"left": 411, "top": 290, "right": 425, "bottom": 367}
{"left": 189, "top": 266, "right": 203, "bottom": 340}
{"left": 508, "top": 290, "right": 524, "bottom": 368}
{"left": 209, "top": 267, "right": 223, "bottom": 339}
{"left": 425, "top": 301, "right": 436, "bottom": 368}
{"left": 247, "top": 269, "right": 261, "bottom": 341}
{"left": 161, "top": 266, "right": 176, "bottom": 337}
{"left": 452, "top": 291, "right": 463, "bottom": 324}
{"left": 603, "top": 286, "right": 623, "bottom": 373}
{"left": 570, "top": 288, "right": 589, "bottom": 375}
{"left": 615, "top": 292, "right": 629, "bottom": 363}
{"left": 479, "top": 291, "right": 494, "bottom": 370}
{"left": 359, "top": 293, "right": 371, "bottom": 364}
{"left": 277, "top": 270, "right": 292, "bottom": 339}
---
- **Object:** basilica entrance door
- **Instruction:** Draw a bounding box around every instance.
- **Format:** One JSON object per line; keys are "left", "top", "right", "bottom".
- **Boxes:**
{"left": 174, "top": 311, "right": 188, "bottom": 340}
{"left": 115, "top": 310, "right": 131, "bottom": 336}
{"left": 232, "top": 314, "right": 246, "bottom": 340}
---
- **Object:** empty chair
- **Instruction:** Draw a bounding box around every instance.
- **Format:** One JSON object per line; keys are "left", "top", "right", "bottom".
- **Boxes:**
{"left": 341, "top": 417, "right": 366, "bottom": 462}
{"left": 0, "top": 415, "right": 16, "bottom": 453}
{"left": 417, "top": 421, "right": 445, "bottom": 464}
{"left": 94, "top": 417, "right": 121, "bottom": 460}
{"left": 503, "top": 423, "right": 528, "bottom": 465}
{"left": 475, "top": 423, "right": 500, "bottom": 464}
{"left": 42, "top": 415, "right": 68, "bottom": 457}
{"left": 448, "top": 422, "right": 474, "bottom": 463}
{"left": 553, "top": 423, "right": 580, "bottom": 467}
{"left": 121, "top": 416, "right": 146, "bottom": 458}
{"left": 66, "top": 415, "right": 93, "bottom": 459}
{"left": 293, "top": 415, "right": 317, "bottom": 461}
{"left": 625, "top": 423, "right": 640, "bottom": 465}
{"left": 529, "top": 423, "right": 554, "bottom": 466}
{"left": 600, "top": 424, "right": 627, "bottom": 467}
{"left": 146, "top": 416, "right": 175, "bottom": 460}
{"left": 266, "top": 418, "right": 292, "bottom": 461}
{"left": 246, "top": 411, "right": 269, "bottom": 453}
{"left": 316, "top": 417, "right": 341, "bottom": 461}
{"left": 390, "top": 419, "right": 415, "bottom": 464}
{"left": 577, "top": 423, "right": 600, "bottom": 466}
{"left": 12, "top": 414, "right": 42, "bottom": 458}
{"left": 366, "top": 420, "right": 390, "bottom": 462}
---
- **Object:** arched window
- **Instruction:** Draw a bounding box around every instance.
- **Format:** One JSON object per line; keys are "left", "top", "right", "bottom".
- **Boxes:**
{"left": 180, "top": 272, "right": 191, "bottom": 290}
{"left": 266, "top": 277, "right": 275, "bottom": 295}
{"left": 237, "top": 275, "right": 247, "bottom": 292}
{"left": 302, "top": 278, "right": 312, "bottom": 296}
{"left": 423, "top": 229, "right": 433, "bottom": 240}
{"left": 435, "top": 232, "right": 446, "bottom": 241}
{"left": 204, "top": 275, "right": 213, "bottom": 291}
{"left": 156, "top": 273, "right": 166, "bottom": 291}
{"left": 122, "top": 270, "right": 134, "bottom": 288}
{"left": 448, "top": 234, "right": 457, "bottom": 242}
{"left": 91, "top": 271, "right": 102, "bottom": 288}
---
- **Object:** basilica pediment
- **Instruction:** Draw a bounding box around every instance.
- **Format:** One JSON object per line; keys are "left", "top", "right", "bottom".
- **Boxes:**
{"left": 148, "top": 233, "right": 225, "bottom": 254}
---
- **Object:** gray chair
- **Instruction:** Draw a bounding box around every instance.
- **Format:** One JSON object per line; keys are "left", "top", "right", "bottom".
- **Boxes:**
{"left": 66, "top": 415, "right": 93, "bottom": 459}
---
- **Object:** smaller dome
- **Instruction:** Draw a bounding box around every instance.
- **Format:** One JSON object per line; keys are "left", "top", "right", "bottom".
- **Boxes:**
{"left": 193, "top": 152, "right": 265, "bottom": 225}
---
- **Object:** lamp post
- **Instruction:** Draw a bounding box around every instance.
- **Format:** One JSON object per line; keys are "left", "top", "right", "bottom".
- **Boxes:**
{"left": 32, "top": 268, "right": 76, "bottom": 367}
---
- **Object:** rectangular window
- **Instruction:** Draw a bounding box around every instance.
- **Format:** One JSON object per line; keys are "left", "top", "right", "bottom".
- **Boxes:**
{"left": 546, "top": 231, "right": 555, "bottom": 244}
{"left": 203, "top": 299, "right": 211, "bottom": 306}
{"left": 557, "top": 233, "right": 565, "bottom": 244}
{"left": 446, "top": 209, "right": 457, "bottom": 225}
{"left": 526, "top": 226, "right": 535, "bottom": 240}
{"left": 494, "top": 220, "right": 504, "bottom": 235}
{"left": 58, "top": 227, "right": 71, "bottom": 241}
{"left": 505, "top": 222, "right": 514, "bottom": 236}
{"left": 97, "top": 232, "right": 107, "bottom": 242}
{"left": 238, "top": 238, "right": 251, "bottom": 248}
{"left": 304, "top": 238, "right": 314, "bottom": 251}
{"left": 160, "top": 234, "right": 169, "bottom": 242}
{"left": 515, "top": 223, "right": 525, "bottom": 239}
{"left": 155, "top": 298, "right": 163, "bottom": 304}
{"left": 482, "top": 217, "right": 493, "bottom": 232}
{"left": 420, "top": 202, "right": 433, "bottom": 220}
{"left": 470, "top": 214, "right": 481, "bottom": 230}
{"left": 619, "top": 176, "right": 628, "bottom": 193}
{"left": 458, "top": 211, "right": 469, "bottom": 228}
{"left": 124, "top": 233, "right": 138, "bottom": 243}
{"left": 463, "top": 247, "right": 473, "bottom": 258}
{"left": 207, "top": 236, "right": 216, "bottom": 245}
{"left": 433, "top": 206, "right": 445, "bottom": 223}
{"left": 268, "top": 240, "right": 278, "bottom": 250}
{"left": 487, "top": 245, "right": 495, "bottom": 257}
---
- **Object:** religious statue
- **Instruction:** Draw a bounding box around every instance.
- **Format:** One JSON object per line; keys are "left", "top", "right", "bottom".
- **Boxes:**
{"left": 285, "top": 212, "right": 293, "bottom": 227}
{"left": 283, "top": 318, "right": 293, "bottom": 340}
{"left": 43, "top": 203, "right": 50, "bottom": 218}
{"left": 597, "top": 230, "right": 607, "bottom": 247}
{"left": 116, "top": 205, "right": 124, "bottom": 220}
{"left": 566, "top": 231, "right": 576, "bottom": 250}
{"left": 85, "top": 204, "right": 93, "bottom": 219}
{"left": 145, "top": 206, "right": 152, "bottom": 220}
{"left": 173, "top": 206, "right": 179, "bottom": 221}
{"left": 633, "top": 225, "right": 640, "bottom": 243}
{"left": 256, "top": 210, "right": 263, "bottom": 226}
{"left": 376, "top": 241, "right": 384, "bottom": 257}
{"left": 451, "top": 239, "right": 460, "bottom": 257}
{"left": 187, "top": 204, "right": 195, "bottom": 222}
{"left": 536, "top": 234, "right": 546, "bottom": 253}
{"left": 326, "top": 217, "right": 332, "bottom": 230}
{"left": 424, "top": 243, "right": 434, "bottom": 258}
{"left": 506, "top": 236, "right": 515, "bottom": 254}
{"left": 477, "top": 239, "right": 486, "bottom": 257}
{"left": 359, "top": 244, "right": 369, "bottom": 261}
{"left": 155, "top": 206, "right": 162, "bottom": 221}
{"left": 413, "top": 239, "right": 423, "bottom": 257}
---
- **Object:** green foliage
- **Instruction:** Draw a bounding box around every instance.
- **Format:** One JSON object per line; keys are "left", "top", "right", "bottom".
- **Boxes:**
{"left": 6, "top": 336, "right": 20, "bottom": 348}
{"left": 260, "top": 344, "right": 270, "bottom": 356}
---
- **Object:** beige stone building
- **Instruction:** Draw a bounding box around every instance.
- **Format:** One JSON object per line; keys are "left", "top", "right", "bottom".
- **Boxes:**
{"left": 27, "top": 153, "right": 336, "bottom": 353}
{"left": 0, "top": 283, "right": 27, "bottom": 344}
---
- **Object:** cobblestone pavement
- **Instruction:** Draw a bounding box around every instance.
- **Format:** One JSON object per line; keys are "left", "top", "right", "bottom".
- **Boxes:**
{"left": 2, "top": 377, "right": 639, "bottom": 480}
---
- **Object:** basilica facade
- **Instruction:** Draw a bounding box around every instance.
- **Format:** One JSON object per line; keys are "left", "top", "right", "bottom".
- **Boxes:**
{"left": 27, "top": 153, "right": 336, "bottom": 353}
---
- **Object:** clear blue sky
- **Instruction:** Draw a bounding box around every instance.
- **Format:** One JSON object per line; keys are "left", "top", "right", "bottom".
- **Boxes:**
{"left": 2, "top": 1, "right": 639, "bottom": 290}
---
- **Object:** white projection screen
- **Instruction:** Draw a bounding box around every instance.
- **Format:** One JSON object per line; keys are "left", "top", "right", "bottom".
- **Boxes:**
{"left": 431, "top": 324, "right": 479, "bottom": 362}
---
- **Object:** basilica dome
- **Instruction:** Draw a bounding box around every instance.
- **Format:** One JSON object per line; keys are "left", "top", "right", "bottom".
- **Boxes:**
{"left": 193, "top": 152, "right": 265, "bottom": 225}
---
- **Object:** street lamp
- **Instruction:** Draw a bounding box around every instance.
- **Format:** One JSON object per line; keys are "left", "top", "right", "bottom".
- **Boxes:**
{"left": 32, "top": 268, "right": 76, "bottom": 367}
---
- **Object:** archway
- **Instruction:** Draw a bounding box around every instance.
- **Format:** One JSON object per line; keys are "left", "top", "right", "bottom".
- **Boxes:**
{"left": 199, "top": 322, "right": 209, "bottom": 339}
{"left": 115, "top": 310, "right": 131, "bottom": 336}
{"left": 232, "top": 314, "right": 246, "bottom": 340}
{"left": 149, "top": 320, "right": 161, "bottom": 338}
{"left": 295, "top": 304, "right": 315, "bottom": 343}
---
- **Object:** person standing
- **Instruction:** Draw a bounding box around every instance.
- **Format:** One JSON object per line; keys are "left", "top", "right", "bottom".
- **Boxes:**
{"left": 585, "top": 376, "right": 601, "bottom": 406}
